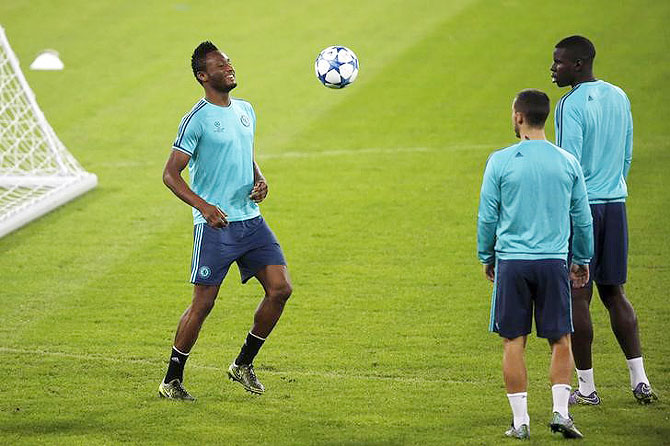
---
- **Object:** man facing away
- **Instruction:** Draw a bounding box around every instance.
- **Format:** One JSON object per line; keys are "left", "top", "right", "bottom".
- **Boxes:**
{"left": 478, "top": 89, "right": 593, "bottom": 439}
{"left": 551, "top": 35, "right": 657, "bottom": 405}
{"left": 158, "top": 41, "right": 292, "bottom": 400}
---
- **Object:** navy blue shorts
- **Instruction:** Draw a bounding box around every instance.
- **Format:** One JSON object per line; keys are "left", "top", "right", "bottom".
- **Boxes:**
{"left": 589, "top": 202, "right": 628, "bottom": 285}
{"left": 490, "top": 259, "right": 572, "bottom": 339}
{"left": 190, "top": 216, "right": 286, "bottom": 285}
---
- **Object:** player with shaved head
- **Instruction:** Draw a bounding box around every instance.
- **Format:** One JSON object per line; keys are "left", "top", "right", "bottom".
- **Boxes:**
{"left": 551, "top": 35, "right": 657, "bottom": 406}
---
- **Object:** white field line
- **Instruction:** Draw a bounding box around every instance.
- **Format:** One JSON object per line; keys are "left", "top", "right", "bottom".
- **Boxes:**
{"left": 0, "top": 346, "right": 486, "bottom": 386}
{"left": 257, "top": 144, "right": 492, "bottom": 160}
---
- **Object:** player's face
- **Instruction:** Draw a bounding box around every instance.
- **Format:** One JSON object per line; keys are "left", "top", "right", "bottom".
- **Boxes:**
{"left": 204, "top": 51, "right": 237, "bottom": 93}
{"left": 551, "top": 48, "right": 574, "bottom": 88}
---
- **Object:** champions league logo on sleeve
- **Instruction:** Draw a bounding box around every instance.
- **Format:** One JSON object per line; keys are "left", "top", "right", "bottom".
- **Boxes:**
{"left": 240, "top": 114, "right": 251, "bottom": 127}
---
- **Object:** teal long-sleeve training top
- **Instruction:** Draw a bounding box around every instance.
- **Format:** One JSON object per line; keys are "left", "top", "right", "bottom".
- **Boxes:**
{"left": 477, "top": 139, "right": 593, "bottom": 265}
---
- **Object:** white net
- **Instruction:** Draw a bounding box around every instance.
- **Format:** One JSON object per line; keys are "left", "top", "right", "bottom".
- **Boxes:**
{"left": 0, "top": 26, "right": 96, "bottom": 238}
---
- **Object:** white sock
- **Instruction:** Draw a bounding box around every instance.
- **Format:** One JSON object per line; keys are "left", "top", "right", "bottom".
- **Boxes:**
{"left": 552, "top": 384, "right": 571, "bottom": 418}
{"left": 626, "top": 357, "right": 650, "bottom": 389}
{"left": 576, "top": 368, "right": 596, "bottom": 395}
{"left": 507, "top": 392, "right": 530, "bottom": 429}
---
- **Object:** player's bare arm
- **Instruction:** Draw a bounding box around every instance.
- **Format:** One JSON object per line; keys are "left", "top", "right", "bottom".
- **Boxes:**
{"left": 249, "top": 160, "right": 268, "bottom": 203}
{"left": 162, "top": 149, "right": 228, "bottom": 227}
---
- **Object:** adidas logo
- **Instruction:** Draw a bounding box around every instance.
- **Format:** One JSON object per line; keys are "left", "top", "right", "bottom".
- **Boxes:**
{"left": 171, "top": 357, "right": 181, "bottom": 364}
{"left": 588, "top": 96, "right": 594, "bottom": 101}
{"left": 515, "top": 152, "right": 523, "bottom": 158}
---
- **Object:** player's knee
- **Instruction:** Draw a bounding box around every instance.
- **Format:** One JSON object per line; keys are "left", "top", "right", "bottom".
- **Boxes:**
{"left": 599, "top": 284, "right": 627, "bottom": 309}
{"left": 268, "top": 283, "right": 292, "bottom": 304}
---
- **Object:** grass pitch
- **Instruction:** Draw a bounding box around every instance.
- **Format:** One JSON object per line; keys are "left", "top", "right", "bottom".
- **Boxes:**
{"left": 0, "top": 1, "right": 669, "bottom": 444}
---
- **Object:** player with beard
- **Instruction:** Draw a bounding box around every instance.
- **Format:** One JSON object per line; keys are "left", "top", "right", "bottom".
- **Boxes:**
{"left": 158, "top": 41, "right": 292, "bottom": 400}
{"left": 551, "top": 35, "right": 657, "bottom": 405}
{"left": 478, "top": 89, "right": 593, "bottom": 439}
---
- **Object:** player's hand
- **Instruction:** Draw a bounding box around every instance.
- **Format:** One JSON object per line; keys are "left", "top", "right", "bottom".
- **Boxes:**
{"left": 200, "top": 203, "right": 228, "bottom": 228}
{"left": 570, "top": 263, "right": 590, "bottom": 288}
{"left": 249, "top": 179, "right": 268, "bottom": 203}
{"left": 483, "top": 263, "right": 495, "bottom": 283}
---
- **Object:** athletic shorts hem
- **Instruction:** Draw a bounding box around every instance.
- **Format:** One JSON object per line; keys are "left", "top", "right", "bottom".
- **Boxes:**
{"left": 240, "top": 262, "right": 287, "bottom": 284}
{"left": 593, "top": 278, "right": 626, "bottom": 286}
{"left": 191, "top": 278, "right": 224, "bottom": 286}
{"left": 493, "top": 329, "right": 531, "bottom": 339}
{"left": 536, "top": 329, "right": 573, "bottom": 340}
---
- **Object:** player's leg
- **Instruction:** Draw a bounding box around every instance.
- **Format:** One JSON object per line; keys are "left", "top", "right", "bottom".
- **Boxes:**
{"left": 534, "top": 259, "right": 583, "bottom": 438}
{"left": 569, "top": 204, "right": 600, "bottom": 404}
{"left": 548, "top": 335, "right": 583, "bottom": 438}
{"left": 228, "top": 265, "right": 291, "bottom": 394}
{"left": 597, "top": 284, "right": 640, "bottom": 358}
{"left": 502, "top": 336, "right": 530, "bottom": 439}
{"left": 503, "top": 336, "right": 528, "bottom": 392}
{"left": 570, "top": 285, "right": 599, "bottom": 403}
{"left": 159, "top": 284, "right": 220, "bottom": 400}
{"left": 597, "top": 283, "right": 656, "bottom": 403}
{"left": 494, "top": 260, "right": 532, "bottom": 439}
{"left": 595, "top": 202, "right": 656, "bottom": 403}
{"left": 248, "top": 264, "right": 292, "bottom": 339}
{"left": 174, "top": 284, "right": 221, "bottom": 352}
{"left": 549, "top": 335, "right": 573, "bottom": 415}
{"left": 159, "top": 223, "right": 230, "bottom": 400}
{"left": 228, "top": 216, "right": 290, "bottom": 394}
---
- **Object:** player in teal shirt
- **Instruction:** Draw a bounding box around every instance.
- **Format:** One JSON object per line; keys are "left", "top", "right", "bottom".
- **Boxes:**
{"left": 158, "top": 42, "right": 292, "bottom": 400}
{"left": 551, "top": 35, "right": 657, "bottom": 405}
{"left": 477, "top": 138, "right": 592, "bottom": 264}
{"left": 173, "top": 97, "right": 260, "bottom": 224}
{"left": 477, "top": 89, "right": 592, "bottom": 440}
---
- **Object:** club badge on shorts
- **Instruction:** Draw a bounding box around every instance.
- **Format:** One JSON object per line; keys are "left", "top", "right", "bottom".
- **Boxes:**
{"left": 198, "top": 265, "right": 212, "bottom": 279}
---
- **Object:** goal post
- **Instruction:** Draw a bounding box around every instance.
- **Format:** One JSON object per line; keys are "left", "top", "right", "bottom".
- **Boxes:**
{"left": 0, "top": 26, "right": 97, "bottom": 238}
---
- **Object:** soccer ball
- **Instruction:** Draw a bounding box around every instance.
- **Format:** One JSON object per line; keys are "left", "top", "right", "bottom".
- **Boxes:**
{"left": 314, "top": 46, "right": 359, "bottom": 89}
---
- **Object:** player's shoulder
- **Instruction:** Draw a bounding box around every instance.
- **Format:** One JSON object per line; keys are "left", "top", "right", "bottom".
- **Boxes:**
{"left": 551, "top": 143, "right": 582, "bottom": 172}
{"left": 178, "top": 98, "right": 208, "bottom": 122}
{"left": 231, "top": 97, "right": 254, "bottom": 111}
{"left": 549, "top": 141, "right": 577, "bottom": 161}
{"left": 185, "top": 98, "right": 208, "bottom": 114}
{"left": 599, "top": 80, "right": 630, "bottom": 104}
{"left": 487, "top": 142, "right": 522, "bottom": 164}
{"left": 557, "top": 82, "right": 590, "bottom": 111}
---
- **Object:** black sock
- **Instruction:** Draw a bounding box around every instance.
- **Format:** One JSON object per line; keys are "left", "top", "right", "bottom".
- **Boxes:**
{"left": 235, "top": 332, "right": 266, "bottom": 365}
{"left": 164, "top": 346, "right": 189, "bottom": 383}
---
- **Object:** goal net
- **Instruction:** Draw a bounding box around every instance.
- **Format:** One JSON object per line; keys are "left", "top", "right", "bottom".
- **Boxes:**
{"left": 0, "top": 26, "right": 97, "bottom": 238}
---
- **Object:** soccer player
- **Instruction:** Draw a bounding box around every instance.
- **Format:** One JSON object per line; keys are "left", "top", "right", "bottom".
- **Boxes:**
{"left": 158, "top": 41, "right": 292, "bottom": 400}
{"left": 478, "top": 89, "right": 593, "bottom": 440}
{"left": 551, "top": 35, "right": 657, "bottom": 405}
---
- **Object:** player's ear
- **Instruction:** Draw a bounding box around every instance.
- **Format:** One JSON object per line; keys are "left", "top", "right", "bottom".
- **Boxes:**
{"left": 573, "top": 58, "right": 583, "bottom": 72}
{"left": 514, "top": 111, "right": 524, "bottom": 126}
{"left": 197, "top": 71, "right": 207, "bottom": 83}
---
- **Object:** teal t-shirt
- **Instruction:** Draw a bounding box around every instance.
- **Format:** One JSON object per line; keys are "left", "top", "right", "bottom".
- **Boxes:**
{"left": 477, "top": 140, "right": 593, "bottom": 265}
{"left": 172, "top": 98, "right": 260, "bottom": 224}
{"left": 554, "top": 80, "right": 633, "bottom": 203}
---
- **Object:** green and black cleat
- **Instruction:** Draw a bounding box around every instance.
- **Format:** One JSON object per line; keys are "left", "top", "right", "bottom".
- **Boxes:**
{"left": 504, "top": 423, "right": 530, "bottom": 440}
{"left": 549, "top": 412, "right": 583, "bottom": 439}
{"left": 228, "top": 362, "right": 265, "bottom": 395}
{"left": 158, "top": 379, "right": 196, "bottom": 401}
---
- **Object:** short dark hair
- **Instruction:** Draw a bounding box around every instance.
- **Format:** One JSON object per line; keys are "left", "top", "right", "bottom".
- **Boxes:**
{"left": 191, "top": 41, "right": 219, "bottom": 84}
{"left": 555, "top": 35, "right": 596, "bottom": 63}
{"left": 514, "top": 89, "right": 550, "bottom": 127}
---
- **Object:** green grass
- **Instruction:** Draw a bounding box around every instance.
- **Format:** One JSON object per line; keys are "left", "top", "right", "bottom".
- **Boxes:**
{"left": 1, "top": 0, "right": 669, "bottom": 444}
